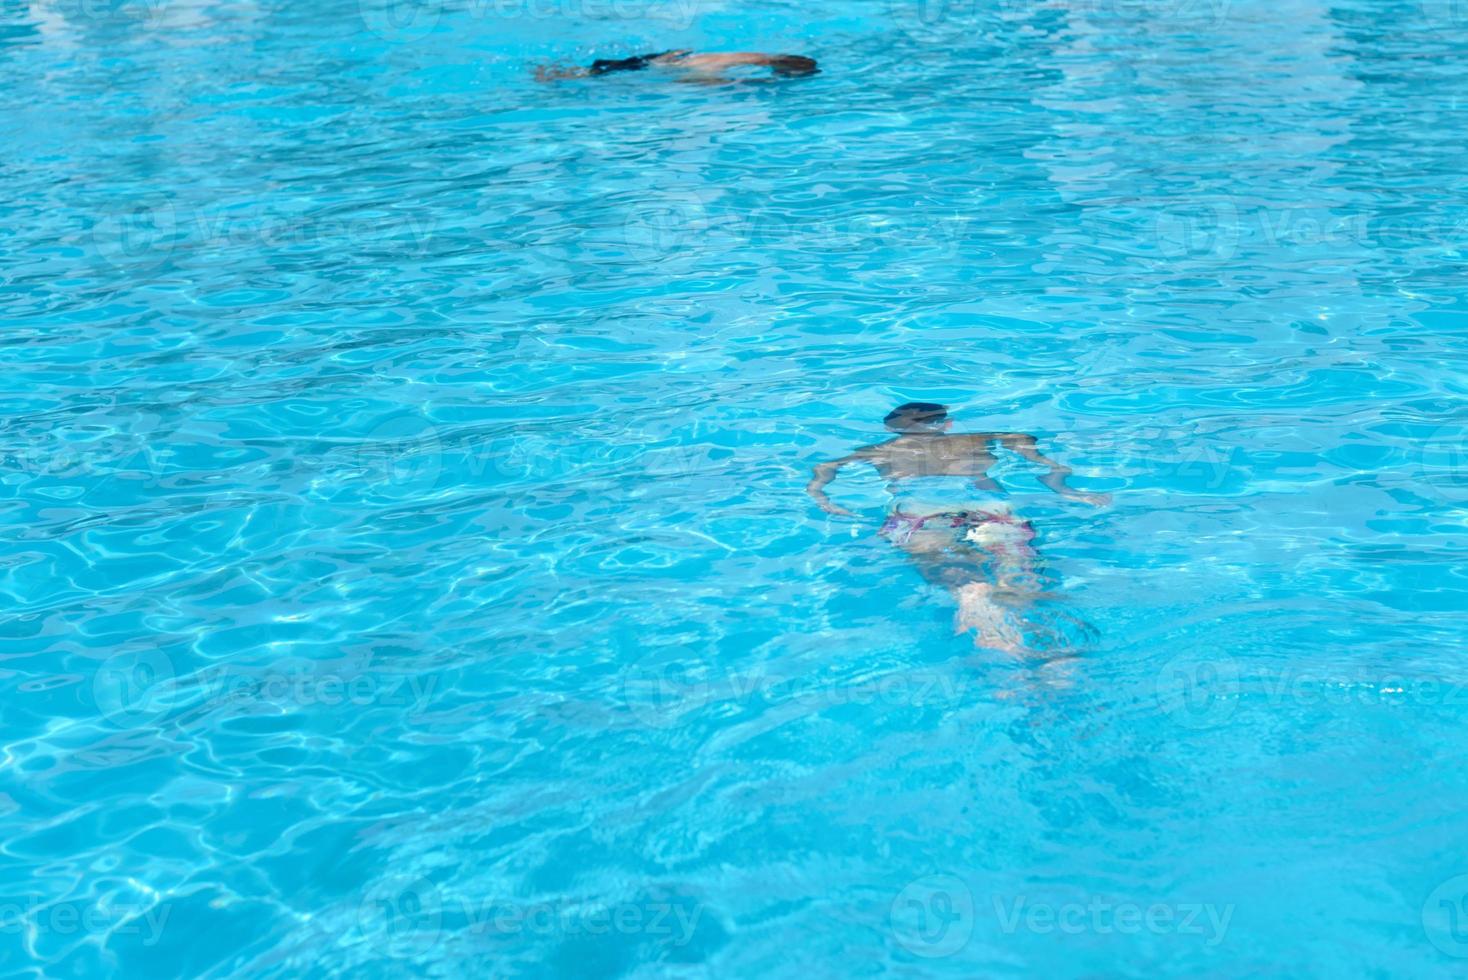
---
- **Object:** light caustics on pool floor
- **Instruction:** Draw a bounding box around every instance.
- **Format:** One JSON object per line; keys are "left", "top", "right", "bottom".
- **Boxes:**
{"left": 1, "top": 0, "right": 1467, "bottom": 976}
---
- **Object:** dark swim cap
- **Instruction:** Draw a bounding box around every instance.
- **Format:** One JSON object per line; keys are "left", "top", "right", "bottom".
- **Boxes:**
{"left": 769, "top": 55, "right": 819, "bottom": 77}
{"left": 884, "top": 402, "right": 949, "bottom": 432}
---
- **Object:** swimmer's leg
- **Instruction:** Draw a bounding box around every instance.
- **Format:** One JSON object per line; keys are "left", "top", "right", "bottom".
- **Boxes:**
{"left": 954, "top": 581, "right": 1028, "bottom": 655}
{"left": 977, "top": 544, "right": 1097, "bottom": 655}
{"left": 894, "top": 529, "right": 1035, "bottom": 656}
{"left": 898, "top": 519, "right": 1096, "bottom": 657}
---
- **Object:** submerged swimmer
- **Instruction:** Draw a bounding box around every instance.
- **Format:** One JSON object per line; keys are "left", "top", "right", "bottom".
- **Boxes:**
{"left": 806, "top": 402, "right": 1108, "bottom": 655}
{"left": 536, "top": 50, "right": 819, "bottom": 83}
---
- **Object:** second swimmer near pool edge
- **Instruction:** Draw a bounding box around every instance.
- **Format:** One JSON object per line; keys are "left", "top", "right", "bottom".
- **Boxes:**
{"left": 536, "top": 50, "right": 819, "bottom": 83}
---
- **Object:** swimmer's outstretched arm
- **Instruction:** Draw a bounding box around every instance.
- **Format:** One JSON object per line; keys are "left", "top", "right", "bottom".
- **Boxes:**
{"left": 677, "top": 52, "right": 819, "bottom": 76}
{"left": 806, "top": 450, "right": 868, "bottom": 517}
{"left": 535, "top": 63, "right": 590, "bottom": 81}
{"left": 994, "top": 433, "right": 1109, "bottom": 506}
{"left": 670, "top": 52, "right": 776, "bottom": 71}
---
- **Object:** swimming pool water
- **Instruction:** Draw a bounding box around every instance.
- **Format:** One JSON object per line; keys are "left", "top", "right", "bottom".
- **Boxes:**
{"left": 3, "top": 0, "right": 1468, "bottom": 974}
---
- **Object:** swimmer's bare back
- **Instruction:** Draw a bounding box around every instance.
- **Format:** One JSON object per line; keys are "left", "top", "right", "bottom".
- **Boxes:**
{"left": 535, "top": 50, "right": 818, "bottom": 83}
{"left": 808, "top": 408, "right": 1110, "bottom": 518}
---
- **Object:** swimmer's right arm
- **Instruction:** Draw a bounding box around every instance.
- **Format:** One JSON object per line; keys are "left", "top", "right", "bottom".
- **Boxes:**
{"left": 806, "top": 453, "right": 861, "bottom": 517}
{"left": 535, "top": 63, "right": 590, "bottom": 81}
{"left": 995, "top": 432, "right": 1110, "bottom": 506}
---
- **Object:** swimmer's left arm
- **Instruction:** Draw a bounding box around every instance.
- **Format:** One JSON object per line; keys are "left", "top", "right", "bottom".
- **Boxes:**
{"left": 806, "top": 452, "right": 864, "bottom": 517}
{"left": 995, "top": 433, "right": 1110, "bottom": 506}
{"left": 535, "top": 63, "right": 589, "bottom": 81}
{"left": 674, "top": 52, "right": 770, "bottom": 71}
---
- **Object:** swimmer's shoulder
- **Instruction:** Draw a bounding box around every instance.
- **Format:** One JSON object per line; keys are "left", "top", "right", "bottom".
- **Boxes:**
{"left": 851, "top": 437, "right": 900, "bottom": 460}
{"left": 952, "top": 431, "right": 1013, "bottom": 448}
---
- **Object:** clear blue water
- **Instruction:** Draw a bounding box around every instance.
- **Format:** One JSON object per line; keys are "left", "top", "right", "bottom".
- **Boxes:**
{"left": 4, "top": 0, "right": 1468, "bottom": 975}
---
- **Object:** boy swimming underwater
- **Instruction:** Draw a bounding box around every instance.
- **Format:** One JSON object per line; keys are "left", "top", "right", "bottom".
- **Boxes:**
{"left": 806, "top": 402, "right": 1108, "bottom": 654}
{"left": 536, "top": 50, "right": 819, "bottom": 83}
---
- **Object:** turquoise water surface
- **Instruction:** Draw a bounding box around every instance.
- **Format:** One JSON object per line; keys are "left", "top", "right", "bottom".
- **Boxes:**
{"left": 3, "top": 0, "right": 1468, "bottom": 975}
